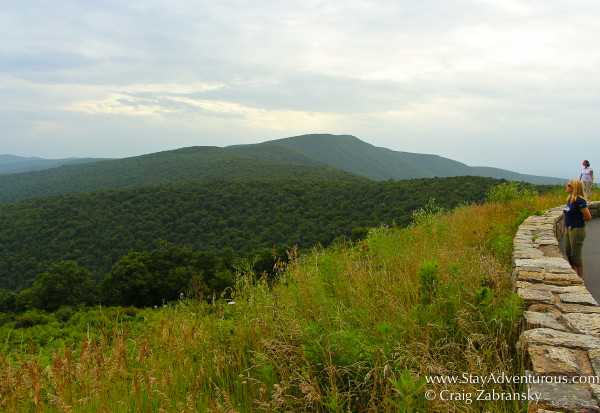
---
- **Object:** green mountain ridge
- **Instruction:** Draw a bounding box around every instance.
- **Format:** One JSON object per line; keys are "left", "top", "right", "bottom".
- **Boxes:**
{"left": 0, "top": 134, "right": 564, "bottom": 205}
{"left": 0, "top": 154, "right": 111, "bottom": 174}
{"left": 247, "top": 134, "right": 446, "bottom": 179}
{"left": 245, "top": 134, "right": 566, "bottom": 183}
{"left": 0, "top": 147, "right": 365, "bottom": 205}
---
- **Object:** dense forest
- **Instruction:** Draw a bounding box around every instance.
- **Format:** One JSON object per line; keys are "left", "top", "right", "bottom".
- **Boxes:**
{"left": 0, "top": 241, "right": 237, "bottom": 312}
{"left": 0, "top": 148, "right": 366, "bottom": 205}
{"left": 0, "top": 176, "right": 519, "bottom": 294}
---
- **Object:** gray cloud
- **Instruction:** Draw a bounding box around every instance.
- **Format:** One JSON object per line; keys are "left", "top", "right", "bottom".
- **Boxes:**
{"left": 1, "top": 0, "right": 600, "bottom": 178}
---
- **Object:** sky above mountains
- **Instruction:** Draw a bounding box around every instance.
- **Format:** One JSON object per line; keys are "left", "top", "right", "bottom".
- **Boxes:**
{"left": 2, "top": 0, "right": 599, "bottom": 179}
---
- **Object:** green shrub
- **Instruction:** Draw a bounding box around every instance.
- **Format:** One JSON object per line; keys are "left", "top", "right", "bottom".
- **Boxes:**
{"left": 517, "top": 207, "right": 543, "bottom": 225}
{"left": 54, "top": 305, "right": 75, "bottom": 322}
{"left": 351, "top": 227, "right": 370, "bottom": 242}
{"left": 411, "top": 198, "right": 445, "bottom": 227}
{"left": 388, "top": 370, "right": 427, "bottom": 413}
{"left": 486, "top": 233, "right": 514, "bottom": 264}
{"left": 486, "top": 181, "right": 538, "bottom": 204}
{"left": 418, "top": 259, "right": 440, "bottom": 305}
{"left": 13, "top": 309, "right": 52, "bottom": 328}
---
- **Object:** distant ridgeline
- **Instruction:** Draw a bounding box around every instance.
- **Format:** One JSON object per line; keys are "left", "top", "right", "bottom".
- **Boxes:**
{"left": 0, "top": 154, "right": 111, "bottom": 175}
{"left": 0, "top": 134, "right": 564, "bottom": 205}
{"left": 0, "top": 176, "right": 535, "bottom": 293}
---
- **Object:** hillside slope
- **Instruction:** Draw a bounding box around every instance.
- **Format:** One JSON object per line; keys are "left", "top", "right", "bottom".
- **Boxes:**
{"left": 0, "top": 134, "right": 563, "bottom": 205}
{"left": 0, "top": 154, "right": 110, "bottom": 174}
{"left": 0, "top": 187, "right": 564, "bottom": 412}
{"left": 242, "top": 134, "right": 464, "bottom": 179}
{"left": 247, "top": 134, "right": 565, "bottom": 184}
{"left": 0, "top": 176, "right": 504, "bottom": 291}
{"left": 0, "top": 147, "right": 365, "bottom": 205}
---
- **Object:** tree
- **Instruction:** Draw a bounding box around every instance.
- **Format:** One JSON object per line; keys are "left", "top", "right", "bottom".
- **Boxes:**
{"left": 100, "top": 252, "right": 152, "bottom": 307}
{"left": 30, "top": 261, "right": 97, "bottom": 311}
{"left": 0, "top": 289, "right": 17, "bottom": 312}
{"left": 101, "top": 242, "right": 217, "bottom": 307}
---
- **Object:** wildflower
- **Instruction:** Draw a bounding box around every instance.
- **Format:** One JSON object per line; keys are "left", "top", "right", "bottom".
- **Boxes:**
{"left": 154, "top": 305, "right": 157, "bottom": 309}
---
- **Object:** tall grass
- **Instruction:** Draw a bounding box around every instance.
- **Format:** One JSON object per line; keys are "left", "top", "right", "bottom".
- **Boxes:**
{"left": 0, "top": 188, "right": 570, "bottom": 412}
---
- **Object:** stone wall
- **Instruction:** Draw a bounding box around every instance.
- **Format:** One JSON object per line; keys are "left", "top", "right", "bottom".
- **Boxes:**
{"left": 513, "top": 201, "right": 600, "bottom": 412}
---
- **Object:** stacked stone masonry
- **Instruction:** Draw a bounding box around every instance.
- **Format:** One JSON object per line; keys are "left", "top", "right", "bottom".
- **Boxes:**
{"left": 513, "top": 201, "right": 600, "bottom": 412}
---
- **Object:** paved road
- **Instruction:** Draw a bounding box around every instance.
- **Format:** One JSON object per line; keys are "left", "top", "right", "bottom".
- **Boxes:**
{"left": 559, "top": 218, "right": 600, "bottom": 303}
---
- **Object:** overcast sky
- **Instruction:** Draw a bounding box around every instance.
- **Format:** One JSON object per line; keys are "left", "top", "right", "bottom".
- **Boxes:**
{"left": 2, "top": 0, "right": 599, "bottom": 178}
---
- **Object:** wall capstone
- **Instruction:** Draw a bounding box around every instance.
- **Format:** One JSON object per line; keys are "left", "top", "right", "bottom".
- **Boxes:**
{"left": 513, "top": 201, "right": 600, "bottom": 413}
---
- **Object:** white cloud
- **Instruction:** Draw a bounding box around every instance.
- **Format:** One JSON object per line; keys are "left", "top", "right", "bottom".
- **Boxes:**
{"left": 1, "top": 0, "right": 600, "bottom": 178}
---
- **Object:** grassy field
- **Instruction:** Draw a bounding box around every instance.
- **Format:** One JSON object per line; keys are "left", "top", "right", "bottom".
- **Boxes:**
{"left": 0, "top": 184, "right": 574, "bottom": 412}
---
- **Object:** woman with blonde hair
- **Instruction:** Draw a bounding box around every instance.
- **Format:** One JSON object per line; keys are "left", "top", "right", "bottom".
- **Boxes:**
{"left": 564, "top": 179, "right": 592, "bottom": 278}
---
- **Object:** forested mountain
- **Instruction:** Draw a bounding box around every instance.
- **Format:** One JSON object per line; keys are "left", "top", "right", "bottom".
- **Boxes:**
{"left": 0, "top": 134, "right": 563, "bottom": 205}
{"left": 0, "top": 176, "right": 508, "bottom": 291}
{"left": 0, "top": 148, "right": 365, "bottom": 205}
{"left": 234, "top": 134, "right": 566, "bottom": 184}
{"left": 0, "top": 154, "right": 110, "bottom": 174}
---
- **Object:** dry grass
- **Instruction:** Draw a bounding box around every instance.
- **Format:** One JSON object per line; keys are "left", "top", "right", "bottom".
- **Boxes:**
{"left": 0, "top": 190, "right": 570, "bottom": 412}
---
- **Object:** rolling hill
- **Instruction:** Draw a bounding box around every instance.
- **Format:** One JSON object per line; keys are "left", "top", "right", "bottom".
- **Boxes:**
{"left": 0, "top": 147, "right": 366, "bottom": 205}
{"left": 0, "top": 134, "right": 564, "bottom": 205}
{"left": 234, "top": 134, "right": 566, "bottom": 184}
{"left": 0, "top": 154, "right": 110, "bottom": 174}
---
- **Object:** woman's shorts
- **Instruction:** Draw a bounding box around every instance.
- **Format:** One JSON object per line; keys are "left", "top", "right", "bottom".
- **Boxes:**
{"left": 584, "top": 181, "right": 592, "bottom": 199}
{"left": 565, "top": 226, "right": 587, "bottom": 267}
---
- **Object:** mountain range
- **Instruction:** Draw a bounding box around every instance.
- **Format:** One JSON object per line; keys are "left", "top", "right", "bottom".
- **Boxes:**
{"left": 0, "top": 154, "right": 111, "bottom": 174}
{"left": 0, "top": 134, "right": 563, "bottom": 205}
{"left": 232, "top": 134, "right": 565, "bottom": 183}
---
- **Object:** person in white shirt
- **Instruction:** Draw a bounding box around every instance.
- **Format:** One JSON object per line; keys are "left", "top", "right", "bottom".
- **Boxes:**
{"left": 579, "top": 160, "right": 594, "bottom": 201}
